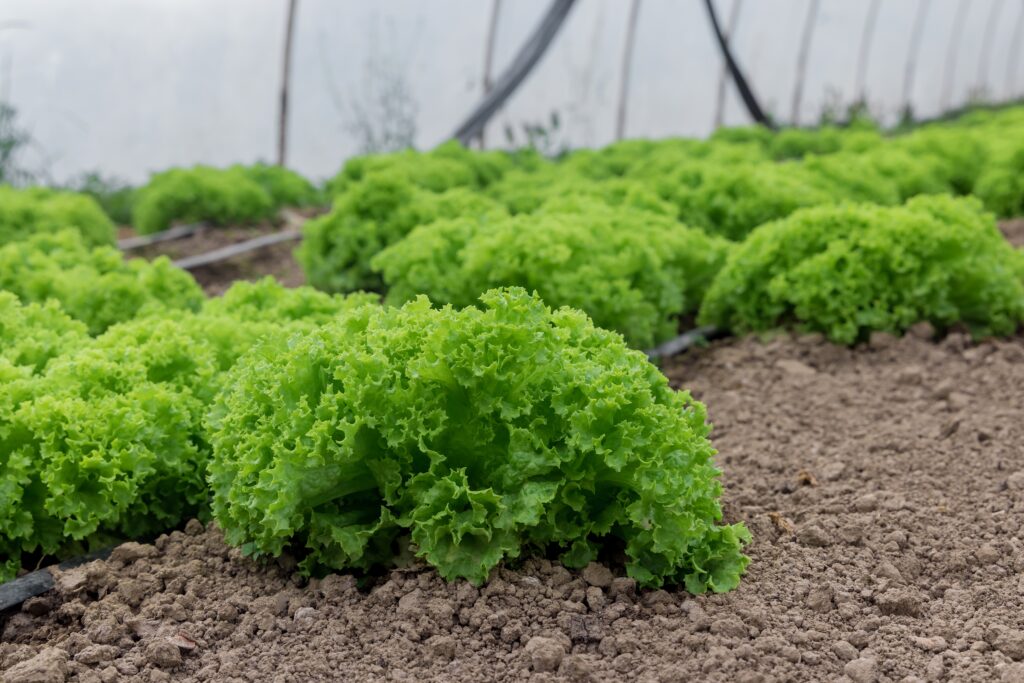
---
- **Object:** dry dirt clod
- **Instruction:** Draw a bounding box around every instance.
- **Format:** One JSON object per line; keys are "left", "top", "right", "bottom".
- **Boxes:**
{"left": 581, "top": 563, "right": 614, "bottom": 588}
{"left": 797, "top": 524, "right": 832, "bottom": 547}
{"left": 144, "top": 639, "right": 184, "bottom": 669}
{"left": 995, "top": 630, "right": 1024, "bottom": 661}
{"left": 3, "top": 647, "right": 68, "bottom": 683}
{"left": 108, "top": 541, "right": 157, "bottom": 565}
{"left": 844, "top": 656, "right": 879, "bottom": 683}
{"left": 524, "top": 636, "right": 566, "bottom": 673}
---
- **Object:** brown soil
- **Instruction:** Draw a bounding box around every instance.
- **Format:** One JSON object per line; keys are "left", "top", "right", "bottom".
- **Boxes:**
{"left": 3, "top": 331, "right": 1024, "bottom": 682}
{"left": 122, "top": 219, "right": 309, "bottom": 297}
{"left": 999, "top": 219, "right": 1024, "bottom": 248}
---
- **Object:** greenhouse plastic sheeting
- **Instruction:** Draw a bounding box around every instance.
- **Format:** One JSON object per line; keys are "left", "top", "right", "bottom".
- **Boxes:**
{"left": 2, "top": 0, "right": 1022, "bottom": 183}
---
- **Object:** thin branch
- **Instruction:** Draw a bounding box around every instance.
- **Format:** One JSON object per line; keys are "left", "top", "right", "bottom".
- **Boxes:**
{"left": 713, "top": 0, "right": 744, "bottom": 128}
{"left": 615, "top": 0, "right": 642, "bottom": 140}
{"left": 277, "top": 0, "right": 299, "bottom": 166}
{"left": 790, "top": 0, "right": 820, "bottom": 125}
{"left": 452, "top": 0, "right": 577, "bottom": 145}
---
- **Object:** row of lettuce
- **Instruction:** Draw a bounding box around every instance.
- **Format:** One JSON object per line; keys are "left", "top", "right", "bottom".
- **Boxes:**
{"left": 295, "top": 107, "right": 1024, "bottom": 347}
{"left": 1, "top": 269, "right": 748, "bottom": 592}
{"left": 0, "top": 163, "right": 321, "bottom": 247}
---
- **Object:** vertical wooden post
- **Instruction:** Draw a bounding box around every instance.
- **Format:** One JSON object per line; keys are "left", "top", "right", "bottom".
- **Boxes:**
{"left": 713, "top": 0, "right": 744, "bottom": 128}
{"left": 615, "top": 0, "right": 642, "bottom": 140}
{"left": 1008, "top": 1, "right": 1024, "bottom": 97}
{"left": 478, "top": 0, "right": 503, "bottom": 148}
{"left": 277, "top": 0, "right": 299, "bottom": 166}
{"left": 976, "top": 0, "right": 1005, "bottom": 97}
{"left": 790, "top": 0, "right": 820, "bottom": 125}
{"left": 902, "top": 0, "right": 932, "bottom": 117}
{"left": 854, "top": 0, "right": 881, "bottom": 104}
{"left": 940, "top": 0, "right": 971, "bottom": 110}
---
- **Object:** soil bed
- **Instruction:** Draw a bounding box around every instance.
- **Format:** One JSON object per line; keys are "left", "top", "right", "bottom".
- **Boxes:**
{"left": 1000, "top": 218, "right": 1024, "bottom": 247}
{"left": 3, "top": 331, "right": 1024, "bottom": 682}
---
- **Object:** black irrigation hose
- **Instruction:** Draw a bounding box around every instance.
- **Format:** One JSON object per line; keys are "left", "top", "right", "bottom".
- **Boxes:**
{"left": 646, "top": 326, "right": 725, "bottom": 360}
{"left": 703, "top": 0, "right": 773, "bottom": 128}
{"left": 0, "top": 548, "right": 113, "bottom": 613}
{"left": 452, "top": 0, "right": 577, "bottom": 145}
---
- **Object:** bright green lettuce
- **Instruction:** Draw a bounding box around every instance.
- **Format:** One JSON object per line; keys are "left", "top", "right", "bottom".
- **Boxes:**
{"left": 297, "top": 180, "right": 508, "bottom": 292}
{"left": 0, "top": 292, "right": 89, "bottom": 373}
{"left": 0, "top": 186, "right": 116, "bottom": 247}
{"left": 208, "top": 288, "right": 750, "bottom": 591}
{"left": 372, "top": 201, "right": 731, "bottom": 348}
{"left": 0, "top": 230, "right": 204, "bottom": 334}
{"left": 233, "top": 162, "right": 322, "bottom": 209}
{"left": 132, "top": 166, "right": 275, "bottom": 234}
{"left": 0, "top": 277, "right": 378, "bottom": 581}
{"left": 699, "top": 195, "right": 1024, "bottom": 343}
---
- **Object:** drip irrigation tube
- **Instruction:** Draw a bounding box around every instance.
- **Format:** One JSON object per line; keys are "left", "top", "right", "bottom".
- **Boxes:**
{"left": 0, "top": 548, "right": 112, "bottom": 613}
{"left": 646, "top": 326, "right": 725, "bottom": 360}
{"left": 172, "top": 229, "right": 302, "bottom": 270}
{"left": 117, "top": 223, "right": 204, "bottom": 250}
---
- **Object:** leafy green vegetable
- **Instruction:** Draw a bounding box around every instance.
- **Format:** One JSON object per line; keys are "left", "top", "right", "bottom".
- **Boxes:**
{"left": 208, "top": 288, "right": 750, "bottom": 590}
{"left": 132, "top": 165, "right": 275, "bottom": 234}
{"left": 699, "top": 195, "right": 1024, "bottom": 343}
{"left": 233, "top": 162, "right": 322, "bottom": 209}
{"left": 373, "top": 201, "right": 731, "bottom": 348}
{"left": 298, "top": 180, "right": 508, "bottom": 292}
{"left": 203, "top": 276, "right": 379, "bottom": 324}
{"left": 0, "top": 230, "right": 204, "bottom": 334}
{"left": 64, "top": 172, "right": 137, "bottom": 225}
{"left": 0, "top": 293, "right": 88, "bottom": 373}
{"left": 0, "top": 277, "right": 376, "bottom": 581}
{"left": 0, "top": 186, "right": 115, "bottom": 247}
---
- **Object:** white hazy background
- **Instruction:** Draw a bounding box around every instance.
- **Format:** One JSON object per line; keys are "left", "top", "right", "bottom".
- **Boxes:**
{"left": 2, "top": 0, "right": 1022, "bottom": 184}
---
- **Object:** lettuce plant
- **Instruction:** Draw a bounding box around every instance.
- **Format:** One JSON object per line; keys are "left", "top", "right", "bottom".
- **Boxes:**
{"left": 372, "top": 202, "right": 731, "bottom": 348}
{"left": 202, "top": 276, "right": 379, "bottom": 324}
{"left": 132, "top": 166, "right": 275, "bottom": 234}
{"left": 699, "top": 195, "right": 1024, "bottom": 343}
{"left": 208, "top": 288, "right": 750, "bottom": 591}
{"left": 0, "top": 277, "right": 379, "bottom": 581}
{"left": 0, "top": 293, "right": 88, "bottom": 373}
{"left": 0, "top": 186, "right": 115, "bottom": 247}
{"left": 233, "top": 163, "right": 322, "bottom": 209}
{"left": 0, "top": 230, "right": 204, "bottom": 334}
{"left": 297, "top": 179, "right": 508, "bottom": 292}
